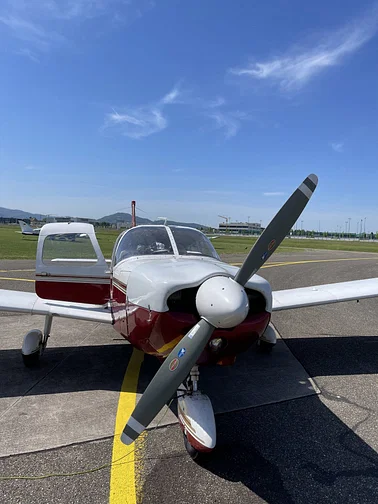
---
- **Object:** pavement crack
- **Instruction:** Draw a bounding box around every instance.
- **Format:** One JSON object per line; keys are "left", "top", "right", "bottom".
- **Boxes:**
{"left": 303, "top": 461, "right": 378, "bottom": 486}
{"left": 321, "top": 387, "right": 375, "bottom": 414}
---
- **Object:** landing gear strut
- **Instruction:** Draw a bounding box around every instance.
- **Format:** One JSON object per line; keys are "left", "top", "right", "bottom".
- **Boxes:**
{"left": 177, "top": 365, "right": 216, "bottom": 461}
{"left": 257, "top": 323, "right": 277, "bottom": 353}
{"left": 22, "top": 314, "right": 52, "bottom": 367}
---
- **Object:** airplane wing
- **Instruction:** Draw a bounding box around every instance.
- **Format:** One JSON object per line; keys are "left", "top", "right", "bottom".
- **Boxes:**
{"left": 272, "top": 277, "right": 378, "bottom": 311}
{"left": 0, "top": 289, "right": 113, "bottom": 324}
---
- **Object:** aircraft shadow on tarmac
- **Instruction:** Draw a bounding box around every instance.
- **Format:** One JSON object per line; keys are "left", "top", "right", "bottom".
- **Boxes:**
{"left": 2, "top": 334, "right": 378, "bottom": 395}
{"left": 192, "top": 395, "right": 378, "bottom": 504}
{"left": 0, "top": 344, "right": 136, "bottom": 398}
{"left": 2, "top": 337, "right": 378, "bottom": 502}
{"left": 140, "top": 335, "right": 378, "bottom": 504}
{"left": 284, "top": 335, "right": 378, "bottom": 377}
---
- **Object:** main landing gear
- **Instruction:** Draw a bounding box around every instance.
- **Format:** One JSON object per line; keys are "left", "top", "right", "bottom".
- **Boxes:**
{"left": 257, "top": 323, "right": 277, "bottom": 353}
{"left": 21, "top": 314, "right": 52, "bottom": 367}
{"left": 177, "top": 365, "right": 216, "bottom": 461}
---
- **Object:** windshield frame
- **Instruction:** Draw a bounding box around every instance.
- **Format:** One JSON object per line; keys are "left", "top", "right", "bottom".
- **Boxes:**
{"left": 168, "top": 225, "right": 220, "bottom": 260}
{"left": 113, "top": 225, "right": 220, "bottom": 266}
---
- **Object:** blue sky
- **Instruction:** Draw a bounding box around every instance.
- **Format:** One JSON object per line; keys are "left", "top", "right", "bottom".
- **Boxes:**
{"left": 0, "top": 1, "right": 378, "bottom": 231}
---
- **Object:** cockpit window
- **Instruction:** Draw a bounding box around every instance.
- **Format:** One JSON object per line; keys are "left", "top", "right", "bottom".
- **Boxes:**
{"left": 170, "top": 226, "right": 219, "bottom": 259}
{"left": 114, "top": 226, "right": 173, "bottom": 264}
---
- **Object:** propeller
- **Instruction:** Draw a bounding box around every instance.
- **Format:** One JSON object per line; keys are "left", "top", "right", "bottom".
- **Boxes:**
{"left": 121, "top": 319, "right": 214, "bottom": 445}
{"left": 121, "top": 173, "right": 318, "bottom": 445}
{"left": 234, "top": 173, "right": 318, "bottom": 286}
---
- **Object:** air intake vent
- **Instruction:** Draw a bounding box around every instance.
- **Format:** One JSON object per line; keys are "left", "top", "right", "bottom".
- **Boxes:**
{"left": 167, "top": 287, "right": 199, "bottom": 315}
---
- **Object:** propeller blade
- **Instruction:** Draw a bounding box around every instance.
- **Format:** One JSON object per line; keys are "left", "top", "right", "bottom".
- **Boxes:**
{"left": 234, "top": 174, "right": 318, "bottom": 286}
{"left": 121, "top": 318, "right": 214, "bottom": 445}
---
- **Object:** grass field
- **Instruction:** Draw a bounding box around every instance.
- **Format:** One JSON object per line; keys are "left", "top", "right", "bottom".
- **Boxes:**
{"left": 1, "top": 225, "right": 378, "bottom": 260}
{"left": 0, "top": 225, "right": 120, "bottom": 259}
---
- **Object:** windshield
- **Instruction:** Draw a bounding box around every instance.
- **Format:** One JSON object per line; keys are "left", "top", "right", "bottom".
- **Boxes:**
{"left": 114, "top": 226, "right": 174, "bottom": 264}
{"left": 170, "top": 226, "right": 219, "bottom": 259}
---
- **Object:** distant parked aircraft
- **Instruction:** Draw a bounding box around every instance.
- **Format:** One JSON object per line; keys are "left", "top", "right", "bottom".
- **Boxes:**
{"left": 18, "top": 220, "right": 83, "bottom": 241}
{"left": 18, "top": 220, "right": 41, "bottom": 236}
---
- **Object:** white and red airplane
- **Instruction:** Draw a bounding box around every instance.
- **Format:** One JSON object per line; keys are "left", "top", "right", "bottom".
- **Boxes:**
{"left": 2, "top": 174, "right": 378, "bottom": 459}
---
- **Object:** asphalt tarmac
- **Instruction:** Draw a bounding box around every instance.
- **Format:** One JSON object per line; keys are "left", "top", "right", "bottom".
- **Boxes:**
{"left": 1, "top": 251, "right": 378, "bottom": 503}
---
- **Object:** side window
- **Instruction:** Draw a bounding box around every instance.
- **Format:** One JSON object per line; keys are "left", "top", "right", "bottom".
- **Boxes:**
{"left": 42, "top": 234, "right": 98, "bottom": 266}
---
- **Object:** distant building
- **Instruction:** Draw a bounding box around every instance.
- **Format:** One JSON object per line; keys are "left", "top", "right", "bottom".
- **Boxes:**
{"left": 218, "top": 221, "right": 262, "bottom": 234}
{"left": 116, "top": 221, "right": 131, "bottom": 230}
{"left": 71, "top": 217, "right": 97, "bottom": 224}
{"left": 53, "top": 216, "right": 97, "bottom": 224}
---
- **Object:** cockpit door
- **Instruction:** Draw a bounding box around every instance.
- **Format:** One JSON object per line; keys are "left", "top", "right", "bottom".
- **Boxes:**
{"left": 35, "top": 223, "right": 111, "bottom": 305}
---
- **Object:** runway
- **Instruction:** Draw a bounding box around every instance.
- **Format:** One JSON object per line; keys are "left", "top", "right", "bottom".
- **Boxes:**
{"left": 1, "top": 251, "right": 378, "bottom": 503}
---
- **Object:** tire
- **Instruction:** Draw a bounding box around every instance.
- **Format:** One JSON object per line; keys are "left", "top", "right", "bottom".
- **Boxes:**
{"left": 183, "top": 433, "right": 201, "bottom": 461}
{"left": 183, "top": 433, "right": 212, "bottom": 464}
{"left": 257, "top": 339, "right": 275, "bottom": 353}
{"left": 22, "top": 351, "right": 40, "bottom": 367}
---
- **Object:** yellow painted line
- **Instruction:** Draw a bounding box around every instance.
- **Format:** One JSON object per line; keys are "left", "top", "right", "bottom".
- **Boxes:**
{"left": 0, "top": 276, "right": 35, "bottom": 283}
{"left": 0, "top": 269, "right": 34, "bottom": 273}
{"left": 156, "top": 334, "right": 183, "bottom": 354}
{"left": 109, "top": 349, "right": 144, "bottom": 504}
{"left": 230, "top": 257, "right": 377, "bottom": 268}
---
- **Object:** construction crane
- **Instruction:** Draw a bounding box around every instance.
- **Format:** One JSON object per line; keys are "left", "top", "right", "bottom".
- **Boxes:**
{"left": 218, "top": 215, "right": 230, "bottom": 234}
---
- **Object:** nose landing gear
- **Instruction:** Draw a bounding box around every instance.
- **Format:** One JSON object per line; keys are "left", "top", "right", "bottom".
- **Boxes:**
{"left": 177, "top": 365, "right": 216, "bottom": 461}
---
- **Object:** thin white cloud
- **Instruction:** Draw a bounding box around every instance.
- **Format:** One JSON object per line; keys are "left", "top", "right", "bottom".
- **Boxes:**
{"left": 331, "top": 142, "right": 344, "bottom": 153}
{"left": 24, "top": 164, "right": 38, "bottom": 170}
{"left": 207, "top": 96, "right": 226, "bottom": 108}
{"left": 263, "top": 192, "right": 285, "bottom": 196}
{"left": 103, "top": 86, "right": 182, "bottom": 139}
{"left": 172, "top": 168, "right": 184, "bottom": 173}
{"left": 199, "top": 95, "right": 247, "bottom": 139}
{"left": 105, "top": 88, "right": 247, "bottom": 140}
{"left": 0, "top": 0, "right": 154, "bottom": 56}
{"left": 0, "top": 14, "right": 62, "bottom": 51}
{"left": 207, "top": 110, "right": 247, "bottom": 139}
{"left": 160, "top": 86, "right": 182, "bottom": 105}
{"left": 208, "top": 112, "right": 240, "bottom": 139}
{"left": 104, "top": 108, "right": 167, "bottom": 139}
{"left": 15, "top": 47, "right": 40, "bottom": 62}
{"left": 229, "top": 6, "right": 378, "bottom": 91}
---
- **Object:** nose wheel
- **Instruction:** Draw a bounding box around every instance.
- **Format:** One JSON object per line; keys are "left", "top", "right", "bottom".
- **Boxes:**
{"left": 178, "top": 366, "right": 216, "bottom": 461}
{"left": 183, "top": 433, "right": 201, "bottom": 461}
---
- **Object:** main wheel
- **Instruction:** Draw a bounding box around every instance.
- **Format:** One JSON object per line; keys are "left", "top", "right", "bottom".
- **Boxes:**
{"left": 257, "top": 339, "right": 275, "bottom": 353}
{"left": 22, "top": 329, "right": 43, "bottom": 367}
{"left": 22, "top": 351, "right": 40, "bottom": 367}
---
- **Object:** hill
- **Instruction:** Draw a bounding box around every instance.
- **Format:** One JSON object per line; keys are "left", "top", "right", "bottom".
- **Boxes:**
{"left": 97, "top": 212, "right": 207, "bottom": 229}
{"left": 0, "top": 207, "right": 208, "bottom": 229}
{"left": 0, "top": 207, "right": 45, "bottom": 219}
{"left": 96, "top": 212, "right": 152, "bottom": 225}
